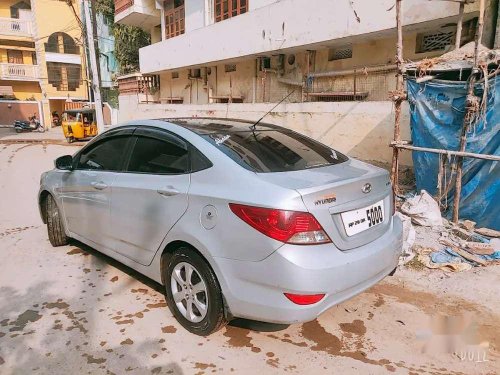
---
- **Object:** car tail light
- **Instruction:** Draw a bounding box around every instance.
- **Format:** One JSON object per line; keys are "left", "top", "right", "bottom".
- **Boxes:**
{"left": 229, "top": 203, "right": 331, "bottom": 245}
{"left": 284, "top": 293, "right": 325, "bottom": 305}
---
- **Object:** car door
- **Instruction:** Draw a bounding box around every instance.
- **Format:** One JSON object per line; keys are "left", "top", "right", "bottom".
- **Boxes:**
{"left": 60, "top": 131, "right": 133, "bottom": 249}
{"left": 110, "top": 127, "right": 191, "bottom": 265}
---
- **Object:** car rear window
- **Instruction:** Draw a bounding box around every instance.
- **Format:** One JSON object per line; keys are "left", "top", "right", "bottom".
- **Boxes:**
{"left": 201, "top": 129, "right": 347, "bottom": 173}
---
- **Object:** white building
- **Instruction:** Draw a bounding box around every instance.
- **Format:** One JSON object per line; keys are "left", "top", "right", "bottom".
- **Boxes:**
{"left": 115, "top": 0, "right": 497, "bottom": 165}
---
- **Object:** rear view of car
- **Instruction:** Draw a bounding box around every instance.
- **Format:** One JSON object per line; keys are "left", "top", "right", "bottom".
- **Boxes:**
{"left": 187, "top": 121, "right": 403, "bottom": 326}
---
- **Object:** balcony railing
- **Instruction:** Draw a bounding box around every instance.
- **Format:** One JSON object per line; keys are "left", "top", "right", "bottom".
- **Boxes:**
{"left": 118, "top": 73, "right": 160, "bottom": 102}
{"left": 165, "top": 5, "right": 185, "bottom": 39}
{"left": 0, "top": 63, "right": 39, "bottom": 81}
{"left": 0, "top": 17, "right": 33, "bottom": 38}
{"left": 115, "top": 0, "right": 134, "bottom": 13}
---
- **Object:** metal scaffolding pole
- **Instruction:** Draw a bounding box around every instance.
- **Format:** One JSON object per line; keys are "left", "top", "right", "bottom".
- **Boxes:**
{"left": 452, "top": 0, "right": 486, "bottom": 223}
{"left": 390, "top": 0, "right": 404, "bottom": 194}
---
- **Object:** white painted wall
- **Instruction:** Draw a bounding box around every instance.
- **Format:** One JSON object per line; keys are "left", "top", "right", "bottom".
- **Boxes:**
{"left": 249, "top": 0, "right": 279, "bottom": 11}
{"left": 140, "top": 0, "right": 474, "bottom": 73}
{"left": 118, "top": 95, "right": 413, "bottom": 166}
{"left": 185, "top": 0, "right": 206, "bottom": 32}
{"left": 115, "top": 0, "right": 160, "bottom": 29}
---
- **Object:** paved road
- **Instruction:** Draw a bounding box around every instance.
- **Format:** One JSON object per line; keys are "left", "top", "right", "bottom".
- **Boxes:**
{"left": 0, "top": 141, "right": 498, "bottom": 374}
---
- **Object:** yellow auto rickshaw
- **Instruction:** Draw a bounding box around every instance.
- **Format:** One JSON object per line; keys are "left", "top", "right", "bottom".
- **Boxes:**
{"left": 62, "top": 108, "right": 98, "bottom": 143}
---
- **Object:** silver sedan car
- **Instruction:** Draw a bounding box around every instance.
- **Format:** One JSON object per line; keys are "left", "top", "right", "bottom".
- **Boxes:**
{"left": 39, "top": 118, "right": 403, "bottom": 336}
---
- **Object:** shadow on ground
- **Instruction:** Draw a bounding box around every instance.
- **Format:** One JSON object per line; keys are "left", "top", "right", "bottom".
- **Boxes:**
{"left": 71, "top": 240, "right": 289, "bottom": 334}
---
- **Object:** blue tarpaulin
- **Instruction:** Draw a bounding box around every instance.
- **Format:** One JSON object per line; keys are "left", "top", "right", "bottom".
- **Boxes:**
{"left": 407, "top": 78, "right": 500, "bottom": 230}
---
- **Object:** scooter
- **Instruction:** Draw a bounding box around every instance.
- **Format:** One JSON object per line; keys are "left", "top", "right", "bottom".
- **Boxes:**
{"left": 52, "top": 112, "right": 61, "bottom": 127}
{"left": 14, "top": 115, "right": 45, "bottom": 133}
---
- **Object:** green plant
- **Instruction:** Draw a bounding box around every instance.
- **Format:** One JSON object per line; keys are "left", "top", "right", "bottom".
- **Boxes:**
{"left": 95, "top": 0, "right": 150, "bottom": 74}
{"left": 114, "top": 25, "right": 150, "bottom": 74}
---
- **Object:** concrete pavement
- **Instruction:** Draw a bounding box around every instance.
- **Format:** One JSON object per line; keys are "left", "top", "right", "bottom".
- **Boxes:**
{"left": 0, "top": 141, "right": 498, "bottom": 374}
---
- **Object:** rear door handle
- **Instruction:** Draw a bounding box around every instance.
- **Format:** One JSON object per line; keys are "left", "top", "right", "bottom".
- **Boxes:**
{"left": 157, "top": 186, "right": 179, "bottom": 197}
{"left": 91, "top": 181, "right": 108, "bottom": 190}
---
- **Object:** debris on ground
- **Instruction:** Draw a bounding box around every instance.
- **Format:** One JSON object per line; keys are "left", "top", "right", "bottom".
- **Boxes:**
{"left": 416, "top": 246, "right": 473, "bottom": 272}
{"left": 475, "top": 227, "right": 500, "bottom": 238}
{"left": 400, "top": 190, "right": 443, "bottom": 227}
{"left": 395, "top": 212, "right": 416, "bottom": 265}
{"left": 398, "top": 191, "right": 500, "bottom": 272}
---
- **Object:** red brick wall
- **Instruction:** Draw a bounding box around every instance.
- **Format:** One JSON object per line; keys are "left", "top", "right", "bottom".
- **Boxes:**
{"left": 0, "top": 102, "right": 40, "bottom": 125}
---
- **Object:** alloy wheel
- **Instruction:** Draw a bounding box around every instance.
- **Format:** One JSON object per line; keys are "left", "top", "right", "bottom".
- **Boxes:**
{"left": 170, "top": 262, "right": 208, "bottom": 323}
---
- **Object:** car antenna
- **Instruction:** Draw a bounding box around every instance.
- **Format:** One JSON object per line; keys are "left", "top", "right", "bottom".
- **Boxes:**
{"left": 250, "top": 89, "right": 295, "bottom": 130}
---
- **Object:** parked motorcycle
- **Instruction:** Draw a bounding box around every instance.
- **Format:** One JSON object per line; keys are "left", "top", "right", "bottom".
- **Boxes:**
{"left": 14, "top": 115, "right": 45, "bottom": 133}
{"left": 52, "top": 111, "right": 61, "bottom": 127}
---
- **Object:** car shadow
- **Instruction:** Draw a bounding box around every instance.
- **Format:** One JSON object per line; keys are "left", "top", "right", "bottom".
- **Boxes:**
{"left": 69, "top": 239, "right": 289, "bottom": 333}
{"left": 69, "top": 239, "right": 164, "bottom": 293}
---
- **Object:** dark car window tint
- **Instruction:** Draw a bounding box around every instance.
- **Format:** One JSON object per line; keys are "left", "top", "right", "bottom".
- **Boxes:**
{"left": 201, "top": 130, "right": 347, "bottom": 173}
{"left": 77, "top": 137, "right": 129, "bottom": 171}
{"left": 190, "top": 146, "right": 212, "bottom": 172}
{"left": 127, "top": 136, "right": 189, "bottom": 174}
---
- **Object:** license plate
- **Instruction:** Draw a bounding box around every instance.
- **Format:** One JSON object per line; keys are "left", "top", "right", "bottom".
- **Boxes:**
{"left": 341, "top": 200, "right": 384, "bottom": 236}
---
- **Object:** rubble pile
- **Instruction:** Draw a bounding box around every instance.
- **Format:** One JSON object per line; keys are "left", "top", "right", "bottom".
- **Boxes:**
{"left": 397, "top": 190, "right": 500, "bottom": 272}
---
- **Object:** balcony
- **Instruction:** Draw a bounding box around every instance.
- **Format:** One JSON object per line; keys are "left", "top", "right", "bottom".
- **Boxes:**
{"left": 114, "top": 0, "right": 160, "bottom": 30}
{"left": 0, "top": 63, "right": 39, "bottom": 81}
{"left": 115, "top": 0, "right": 134, "bottom": 13}
{"left": 0, "top": 16, "right": 34, "bottom": 38}
{"left": 140, "top": 0, "right": 478, "bottom": 74}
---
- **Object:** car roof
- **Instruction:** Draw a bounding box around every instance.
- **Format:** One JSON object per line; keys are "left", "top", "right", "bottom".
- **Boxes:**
{"left": 64, "top": 108, "right": 95, "bottom": 114}
{"left": 157, "top": 117, "right": 279, "bottom": 135}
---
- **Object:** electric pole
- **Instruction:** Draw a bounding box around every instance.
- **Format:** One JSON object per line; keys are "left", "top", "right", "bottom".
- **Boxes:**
{"left": 83, "top": 0, "right": 105, "bottom": 133}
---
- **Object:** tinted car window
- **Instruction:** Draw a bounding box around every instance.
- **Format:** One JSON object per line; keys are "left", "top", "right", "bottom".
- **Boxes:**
{"left": 76, "top": 136, "right": 129, "bottom": 171}
{"left": 126, "top": 136, "right": 189, "bottom": 174}
{"left": 190, "top": 146, "right": 213, "bottom": 172}
{"left": 201, "top": 129, "right": 347, "bottom": 173}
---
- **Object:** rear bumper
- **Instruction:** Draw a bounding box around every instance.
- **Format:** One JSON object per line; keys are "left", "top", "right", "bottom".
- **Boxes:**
{"left": 215, "top": 215, "right": 403, "bottom": 324}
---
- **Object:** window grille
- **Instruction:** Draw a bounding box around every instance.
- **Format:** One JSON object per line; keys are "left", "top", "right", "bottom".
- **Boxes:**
{"left": 328, "top": 45, "right": 353, "bottom": 61}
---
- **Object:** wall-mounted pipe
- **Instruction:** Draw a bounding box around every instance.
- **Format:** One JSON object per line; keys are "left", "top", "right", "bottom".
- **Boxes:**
{"left": 277, "top": 76, "right": 304, "bottom": 87}
{"left": 262, "top": 68, "right": 304, "bottom": 87}
{"left": 308, "top": 64, "right": 397, "bottom": 78}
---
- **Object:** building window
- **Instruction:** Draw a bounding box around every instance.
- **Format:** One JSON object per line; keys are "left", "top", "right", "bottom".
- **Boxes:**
{"left": 224, "top": 64, "right": 236, "bottom": 73}
{"left": 7, "top": 50, "right": 23, "bottom": 64}
{"left": 190, "top": 69, "right": 201, "bottom": 78}
{"left": 171, "top": 71, "right": 179, "bottom": 79}
{"left": 45, "top": 32, "right": 80, "bottom": 54}
{"left": 10, "top": 1, "right": 30, "bottom": 19}
{"left": 47, "top": 62, "right": 81, "bottom": 91}
{"left": 416, "top": 30, "right": 455, "bottom": 53}
{"left": 328, "top": 45, "right": 353, "bottom": 61}
{"left": 31, "top": 52, "right": 37, "bottom": 65}
{"left": 165, "top": 0, "right": 185, "bottom": 39}
{"left": 259, "top": 57, "right": 271, "bottom": 71}
{"left": 214, "top": 0, "right": 248, "bottom": 23}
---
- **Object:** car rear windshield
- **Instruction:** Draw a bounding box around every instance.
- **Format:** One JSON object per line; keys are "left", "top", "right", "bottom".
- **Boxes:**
{"left": 201, "top": 129, "right": 347, "bottom": 173}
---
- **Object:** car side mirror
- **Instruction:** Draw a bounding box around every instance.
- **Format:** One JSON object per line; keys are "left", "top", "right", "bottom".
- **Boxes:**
{"left": 55, "top": 155, "right": 73, "bottom": 170}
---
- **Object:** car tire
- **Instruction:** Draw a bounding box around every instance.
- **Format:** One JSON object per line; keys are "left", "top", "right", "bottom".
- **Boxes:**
{"left": 46, "top": 195, "right": 69, "bottom": 247}
{"left": 15, "top": 128, "right": 22, "bottom": 133}
{"left": 164, "top": 247, "right": 227, "bottom": 336}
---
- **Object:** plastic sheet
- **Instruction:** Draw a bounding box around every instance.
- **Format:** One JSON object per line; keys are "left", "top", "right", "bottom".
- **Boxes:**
{"left": 407, "top": 78, "right": 500, "bottom": 230}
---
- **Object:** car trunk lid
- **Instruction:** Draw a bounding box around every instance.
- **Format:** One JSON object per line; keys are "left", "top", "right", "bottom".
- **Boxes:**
{"left": 255, "top": 158, "right": 393, "bottom": 250}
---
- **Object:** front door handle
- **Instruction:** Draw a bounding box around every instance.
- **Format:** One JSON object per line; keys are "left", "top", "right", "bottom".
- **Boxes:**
{"left": 157, "top": 186, "right": 179, "bottom": 197}
{"left": 91, "top": 181, "right": 108, "bottom": 190}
